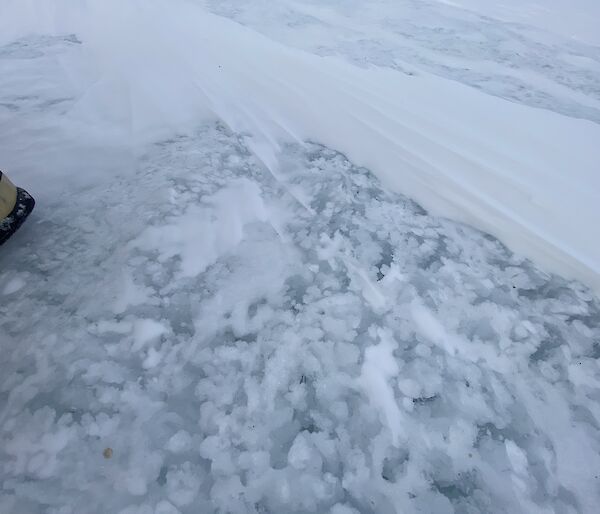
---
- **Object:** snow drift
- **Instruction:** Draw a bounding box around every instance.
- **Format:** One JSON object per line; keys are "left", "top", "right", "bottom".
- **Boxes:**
{"left": 1, "top": 0, "right": 599, "bottom": 292}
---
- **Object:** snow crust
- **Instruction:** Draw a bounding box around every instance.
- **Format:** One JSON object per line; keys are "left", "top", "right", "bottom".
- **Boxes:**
{"left": 1, "top": 1, "right": 600, "bottom": 513}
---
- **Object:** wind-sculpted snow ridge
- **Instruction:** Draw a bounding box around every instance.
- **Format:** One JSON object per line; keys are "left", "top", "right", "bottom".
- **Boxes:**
{"left": 1, "top": 0, "right": 600, "bottom": 291}
{"left": 2, "top": 124, "right": 599, "bottom": 514}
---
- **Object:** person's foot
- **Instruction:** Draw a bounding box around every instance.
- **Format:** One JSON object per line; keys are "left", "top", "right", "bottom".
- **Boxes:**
{"left": 0, "top": 172, "right": 35, "bottom": 245}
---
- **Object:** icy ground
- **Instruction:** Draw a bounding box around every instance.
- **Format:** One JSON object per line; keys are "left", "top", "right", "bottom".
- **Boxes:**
{"left": 205, "top": 0, "right": 600, "bottom": 124}
{"left": 1, "top": 2, "right": 600, "bottom": 514}
{"left": 3, "top": 118, "right": 599, "bottom": 514}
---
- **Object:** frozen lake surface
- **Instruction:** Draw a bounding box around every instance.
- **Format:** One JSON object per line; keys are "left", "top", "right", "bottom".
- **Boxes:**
{"left": 1, "top": 1, "right": 599, "bottom": 513}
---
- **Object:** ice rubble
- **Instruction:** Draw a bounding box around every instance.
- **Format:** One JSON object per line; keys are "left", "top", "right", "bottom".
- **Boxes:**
{"left": 2, "top": 122, "right": 600, "bottom": 512}
{"left": 0, "top": 1, "right": 599, "bottom": 513}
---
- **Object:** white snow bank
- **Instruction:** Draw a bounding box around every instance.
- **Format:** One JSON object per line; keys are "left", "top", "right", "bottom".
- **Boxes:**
{"left": 1, "top": 0, "right": 599, "bottom": 291}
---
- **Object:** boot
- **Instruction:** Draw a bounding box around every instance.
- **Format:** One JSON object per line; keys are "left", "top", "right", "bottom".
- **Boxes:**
{"left": 0, "top": 171, "right": 35, "bottom": 245}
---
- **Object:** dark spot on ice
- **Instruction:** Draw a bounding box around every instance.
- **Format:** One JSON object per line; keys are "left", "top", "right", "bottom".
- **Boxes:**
{"left": 413, "top": 395, "right": 437, "bottom": 405}
{"left": 157, "top": 465, "right": 168, "bottom": 485}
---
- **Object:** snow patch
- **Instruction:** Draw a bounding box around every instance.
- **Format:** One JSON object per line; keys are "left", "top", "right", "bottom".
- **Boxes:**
{"left": 1, "top": 274, "right": 27, "bottom": 295}
{"left": 130, "top": 179, "right": 267, "bottom": 278}
{"left": 359, "top": 328, "right": 405, "bottom": 446}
